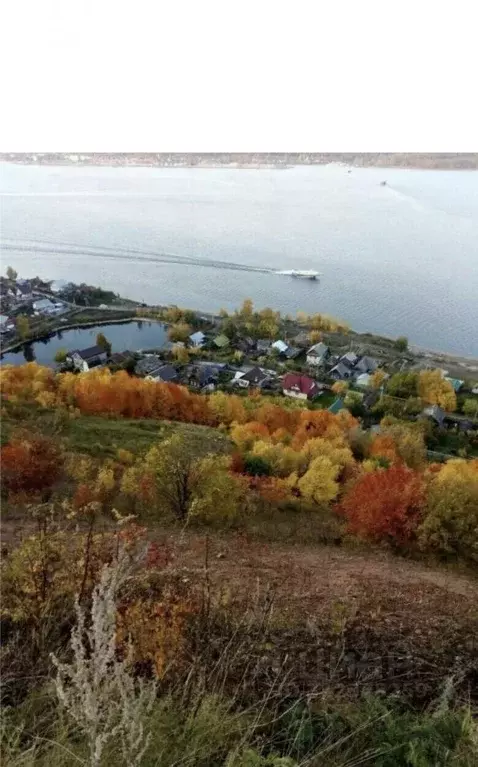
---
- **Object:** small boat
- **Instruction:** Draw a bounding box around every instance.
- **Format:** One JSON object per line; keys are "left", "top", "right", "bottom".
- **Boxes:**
{"left": 289, "top": 270, "right": 319, "bottom": 281}
{"left": 380, "top": 180, "right": 387, "bottom": 186}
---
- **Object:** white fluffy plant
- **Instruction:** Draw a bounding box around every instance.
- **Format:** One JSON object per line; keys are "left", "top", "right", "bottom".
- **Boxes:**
{"left": 51, "top": 553, "right": 156, "bottom": 767}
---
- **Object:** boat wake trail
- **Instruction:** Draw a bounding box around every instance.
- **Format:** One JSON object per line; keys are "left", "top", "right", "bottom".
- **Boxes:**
{"left": 1, "top": 238, "right": 275, "bottom": 276}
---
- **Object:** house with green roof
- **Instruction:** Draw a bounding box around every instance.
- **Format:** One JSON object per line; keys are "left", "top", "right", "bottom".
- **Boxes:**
{"left": 328, "top": 397, "right": 346, "bottom": 414}
{"left": 445, "top": 377, "right": 464, "bottom": 392}
{"left": 213, "top": 334, "right": 230, "bottom": 349}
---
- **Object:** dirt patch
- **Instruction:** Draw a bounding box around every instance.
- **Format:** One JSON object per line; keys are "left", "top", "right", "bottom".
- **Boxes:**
{"left": 155, "top": 531, "right": 478, "bottom": 604}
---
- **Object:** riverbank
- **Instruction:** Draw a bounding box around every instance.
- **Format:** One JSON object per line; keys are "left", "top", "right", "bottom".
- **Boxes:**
{"left": 2, "top": 152, "right": 478, "bottom": 169}
{"left": 3, "top": 293, "right": 478, "bottom": 379}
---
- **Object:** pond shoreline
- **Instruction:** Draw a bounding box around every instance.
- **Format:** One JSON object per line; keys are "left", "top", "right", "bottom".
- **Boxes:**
{"left": 0, "top": 317, "right": 168, "bottom": 358}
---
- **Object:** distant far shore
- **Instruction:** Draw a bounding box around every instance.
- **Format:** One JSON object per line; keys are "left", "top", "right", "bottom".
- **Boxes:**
{"left": 2, "top": 152, "right": 478, "bottom": 170}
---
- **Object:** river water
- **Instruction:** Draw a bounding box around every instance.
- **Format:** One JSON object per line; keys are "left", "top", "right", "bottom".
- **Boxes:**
{"left": 1, "top": 162, "right": 477, "bottom": 355}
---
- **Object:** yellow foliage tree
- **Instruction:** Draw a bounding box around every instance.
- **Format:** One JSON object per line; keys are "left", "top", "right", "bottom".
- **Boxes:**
{"left": 297, "top": 455, "right": 341, "bottom": 504}
{"left": 296, "top": 311, "right": 309, "bottom": 326}
{"left": 300, "top": 436, "right": 354, "bottom": 472}
{"left": 418, "top": 370, "right": 457, "bottom": 412}
{"left": 189, "top": 455, "right": 245, "bottom": 522}
{"left": 172, "top": 344, "right": 190, "bottom": 363}
{"left": 251, "top": 440, "right": 305, "bottom": 477}
{"left": 209, "top": 391, "right": 246, "bottom": 425}
{"left": 308, "top": 330, "right": 323, "bottom": 345}
{"left": 239, "top": 298, "right": 254, "bottom": 318}
{"left": 419, "top": 459, "right": 478, "bottom": 562}
{"left": 379, "top": 421, "right": 426, "bottom": 468}
{"left": 168, "top": 322, "right": 192, "bottom": 343}
{"left": 370, "top": 370, "right": 387, "bottom": 389}
{"left": 332, "top": 381, "right": 348, "bottom": 397}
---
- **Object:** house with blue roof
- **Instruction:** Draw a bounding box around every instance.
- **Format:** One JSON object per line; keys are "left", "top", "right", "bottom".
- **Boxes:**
{"left": 189, "top": 331, "right": 206, "bottom": 348}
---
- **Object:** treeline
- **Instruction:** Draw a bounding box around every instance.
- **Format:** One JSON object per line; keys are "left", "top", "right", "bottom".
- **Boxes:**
{"left": 3, "top": 153, "right": 478, "bottom": 169}
{"left": 1, "top": 362, "right": 477, "bottom": 563}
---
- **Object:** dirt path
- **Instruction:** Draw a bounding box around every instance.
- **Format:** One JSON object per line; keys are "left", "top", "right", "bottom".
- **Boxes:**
{"left": 154, "top": 531, "right": 478, "bottom": 613}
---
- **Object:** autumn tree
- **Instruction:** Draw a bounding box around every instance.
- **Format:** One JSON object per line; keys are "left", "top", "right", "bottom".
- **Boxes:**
{"left": 239, "top": 298, "right": 254, "bottom": 319}
{"left": 418, "top": 370, "right": 457, "bottom": 412}
{"left": 344, "top": 390, "right": 364, "bottom": 416}
{"left": 6, "top": 265, "right": 18, "bottom": 281}
{"left": 339, "top": 465, "right": 425, "bottom": 545}
{"left": 308, "top": 329, "right": 323, "bottom": 345}
{"left": 143, "top": 435, "right": 214, "bottom": 520}
{"left": 394, "top": 336, "right": 408, "bottom": 352}
{"left": 419, "top": 459, "right": 478, "bottom": 563}
{"left": 332, "top": 381, "right": 348, "bottom": 397}
{"left": 231, "top": 421, "right": 270, "bottom": 450}
{"left": 377, "top": 419, "right": 427, "bottom": 468}
{"left": 386, "top": 372, "right": 419, "bottom": 399}
{"left": 462, "top": 398, "right": 478, "bottom": 419}
{"left": 209, "top": 391, "right": 246, "bottom": 425}
{"left": 1, "top": 434, "right": 63, "bottom": 500}
{"left": 298, "top": 455, "right": 341, "bottom": 504}
{"left": 16, "top": 314, "right": 30, "bottom": 341}
{"left": 301, "top": 436, "right": 354, "bottom": 473}
{"left": 190, "top": 455, "right": 247, "bottom": 522}
{"left": 243, "top": 453, "right": 272, "bottom": 477}
{"left": 296, "top": 311, "right": 309, "bottom": 326}
{"left": 370, "top": 369, "right": 386, "bottom": 389}
{"left": 54, "top": 348, "right": 68, "bottom": 363}
{"left": 168, "top": 322, "right": 192, "bottom": 343}
{"left": 172, "top": 344, "right": 189, "bottom": 364}
{"left": 96, "top": 332, "right": 112, "bottom": 355}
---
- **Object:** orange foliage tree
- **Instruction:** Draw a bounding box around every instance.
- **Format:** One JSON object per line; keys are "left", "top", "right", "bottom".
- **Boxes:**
{"left": 339, "top": 464, "right": 425, "bottom": 545}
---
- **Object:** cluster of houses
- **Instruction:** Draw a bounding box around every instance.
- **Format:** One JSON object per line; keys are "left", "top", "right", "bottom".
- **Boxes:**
{"left": 63, "top": 333, "right": 385, "bottom": 423}
{"left": 0, "top": 277, "right": 68, "bottom": 338}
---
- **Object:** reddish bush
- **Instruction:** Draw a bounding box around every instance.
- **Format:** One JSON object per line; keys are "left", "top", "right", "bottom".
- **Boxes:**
{"left": 338, "top": 464, "right": 425, "bottom": 544}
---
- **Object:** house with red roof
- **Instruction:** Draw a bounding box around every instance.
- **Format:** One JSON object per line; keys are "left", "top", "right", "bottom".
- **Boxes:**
{"left": 282, "top": 372, "right": 322, "bottom": 401}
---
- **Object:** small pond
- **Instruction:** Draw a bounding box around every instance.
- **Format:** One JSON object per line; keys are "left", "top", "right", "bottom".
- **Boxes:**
{"left": 1, "top": 320, "right": 170, "bottom": 367}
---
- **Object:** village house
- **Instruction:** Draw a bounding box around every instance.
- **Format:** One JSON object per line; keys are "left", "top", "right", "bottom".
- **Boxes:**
{"left": 33, "top": 297, "right": 56, "bottom": 315}
{"left": 213, "top": 334, "right": 230, "bottom": 349}
{"left": 256, "top": 339, "right": 272, "bottom": 354}
{"left": 147, "top": 364, "right": 178, "bottom": 383}
{"left": 340, "top": 351, "right": 359, "bottom": 368}
{"left": 329, "top": 361, "right": 354, "bottom": 380}
{"left": 135, "top": 355, "right": 164, "bottom": 377}
{"left": 445, "top": 377, "right": 464, "bottom": 392}
{"left": 186, "top": 364, "right": 218, "bottom": 392}
{"left": 236, "top": 337, "right": 256, "bottom": 354}
{"left": 15, "top": 280, "right": 33, "bottom": 301}
{"left": 328, "top": 397, "right": 346, "bottom": 414}
{"left": 233, "top": 366, "right": 271, "bottom": 389}
{"left": 420, "top": 405, "right": 446, "bottom": 428}
{"left": 363, "top": 389, "right": 380, "bottom": 411}
{"left": 50, "top": 280, "right": 70, "bottom": 294}
{"left": 282, "top": 373, "right": 321, "bottom": 401}
{"left": 67, "top": 345, "right": 108, "bottom": 372}
{"left": 306, "top": 342, "right": 330, "bottom": 367}
{"left": 292, "top": 332, "right": 310, "bottom": 348}
{"left": 354, "top": 355, "right": 378, "bottom": 374}
{"left": 189, "top": 330, "right": 206, "bottom": 348}
{"left": 108, "top": 350, "right": 135, "bottom": 368}
{"left": 271, "top": 339, "right": 288, "bottom": 354}
{"left": 283, "top": 346, "right": 302, "bottom": 360}
{"left": 355, "top": 372, "right": 372, "bottom": 388}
